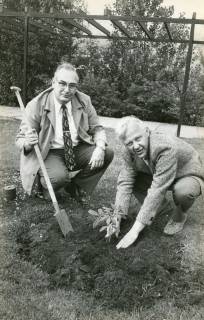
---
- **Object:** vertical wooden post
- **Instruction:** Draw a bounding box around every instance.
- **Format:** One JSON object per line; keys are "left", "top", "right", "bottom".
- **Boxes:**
{"left": 177, "top": 12, "right": 196, "bottom": 137}
{"left": 23, "top": 14, "right": 29, "bottom": 105}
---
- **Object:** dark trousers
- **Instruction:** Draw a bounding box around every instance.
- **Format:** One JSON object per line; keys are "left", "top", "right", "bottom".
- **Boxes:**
{"left": 39, "top": 143, "right": 114, "bottom": 194}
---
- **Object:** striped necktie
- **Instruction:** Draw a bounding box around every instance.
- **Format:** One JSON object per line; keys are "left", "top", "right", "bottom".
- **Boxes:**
{"left": 61, "top": 104, "right": 75, "bottom": 170}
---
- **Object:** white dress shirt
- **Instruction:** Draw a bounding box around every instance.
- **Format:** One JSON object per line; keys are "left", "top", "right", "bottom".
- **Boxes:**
{"left": 50, "top": 97, "right": 79, "bottom": 149}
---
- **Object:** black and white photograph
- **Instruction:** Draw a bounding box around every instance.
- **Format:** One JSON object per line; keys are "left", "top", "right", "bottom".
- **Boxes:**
{"left": 0, "top": 0, "right": 204, "bottom": 319}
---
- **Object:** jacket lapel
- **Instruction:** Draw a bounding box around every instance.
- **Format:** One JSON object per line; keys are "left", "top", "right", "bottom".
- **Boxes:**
{"left": 71, "top": 93, "right": 84, "bottom": 130}
{"left": 44, "top": 91, "right": 56, "bottom": 129}
{"left": 147, "top": 133, "right": 155, "bottom": 174}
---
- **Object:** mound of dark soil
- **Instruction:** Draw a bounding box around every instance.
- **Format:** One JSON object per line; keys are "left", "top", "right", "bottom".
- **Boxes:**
{"left": 12, "top": 188, "right": 204, "bottom": 311}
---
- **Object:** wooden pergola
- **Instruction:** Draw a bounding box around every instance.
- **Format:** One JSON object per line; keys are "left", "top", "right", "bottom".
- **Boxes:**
{"left": 1, "top": 5, "right": 204, "bottom": 136}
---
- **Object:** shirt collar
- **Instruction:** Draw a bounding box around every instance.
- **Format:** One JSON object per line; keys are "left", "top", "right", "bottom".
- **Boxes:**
{"left": 53, "top": 95, "right": 72, "bottom": 114}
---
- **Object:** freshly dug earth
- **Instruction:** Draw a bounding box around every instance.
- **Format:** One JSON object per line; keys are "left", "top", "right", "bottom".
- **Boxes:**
{"left": 0, "top": 118, "right": 204, "bottom": 316}
{"left": 2, "top": 177, "right": 204, "bottom": 312}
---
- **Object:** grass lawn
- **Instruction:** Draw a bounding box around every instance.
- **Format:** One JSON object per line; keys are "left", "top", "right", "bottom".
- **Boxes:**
{"left": 0, "top": 118, "right": 204, "bottom": 320}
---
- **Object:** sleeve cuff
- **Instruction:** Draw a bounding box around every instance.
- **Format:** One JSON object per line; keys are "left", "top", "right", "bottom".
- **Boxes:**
{"left": 136, "top": 216, "right": 153, "bottom": 226}
{"left": 96, "top": 140, "right": 106, "bottom": 150}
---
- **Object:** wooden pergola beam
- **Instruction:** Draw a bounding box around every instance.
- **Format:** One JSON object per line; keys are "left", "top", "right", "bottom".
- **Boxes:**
{"left": 111, "top": 20, "right": 131, "bottom": 38}
{"left": 1, "top": 9, "right": 204, "bottom": 135}
{"left": 164, "top": 22, "right": 173, "bottom": 41}
{"left": 83, "top": 7, "right": 117, "bottom": 38}
{"left": 137, "top": 21, "right": 152, "bottom": 39}
{"left": 38, "top": 19, "right": 73, "bottom": 35}
{"left": 2, "top": 12, "right": 203, "bottom": 25}
{"left": 23, "top": 15, "right": 28, "bottom": 104}
{"left": 18, "top": 16, "right": 63, "bottom": 35}
{"left": 0, "top": 12, "right": 92, "bottom": 35}
{"left": 78, "top": 9, "right": 111, "bottom": 37}
{"left": 68, "top": 33, "right": 204, "bottom": 45}
{"left": 0, "top": 16, "right": 76, "bottom": 38}
{"left": 177, "top": 12, "right": 196, "bottom": 137}
{"left": 4, "top": 15, "right": 202, "bottom": 45}
{"left": 29, "top": 20, "right": 58, "bottom": 35}
{"left": 0, "top": 17, "right": 55, "bottom": 36}
{"left": 85, "top": 18, "right": 110, "bottom": 36}
{"left": 63, "top": 19, "right": 92, "bottom": 35}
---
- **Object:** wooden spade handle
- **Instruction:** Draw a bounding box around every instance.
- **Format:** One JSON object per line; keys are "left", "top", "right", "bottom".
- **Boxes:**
{"left": 11, "top": 86, "right": 60, "bottom": 212}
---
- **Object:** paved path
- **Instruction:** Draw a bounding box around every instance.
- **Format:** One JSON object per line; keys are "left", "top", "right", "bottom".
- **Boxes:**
{"left": 0, "top": 106, "right": 204, "bottom": 138}
{"left": 100, "top": 116, "right": 204, "bottom": 139}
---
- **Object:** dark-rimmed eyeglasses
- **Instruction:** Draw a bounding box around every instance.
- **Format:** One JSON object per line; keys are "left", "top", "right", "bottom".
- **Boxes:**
{"left": 57, "top": 81, "right": 78, "bottom": 90}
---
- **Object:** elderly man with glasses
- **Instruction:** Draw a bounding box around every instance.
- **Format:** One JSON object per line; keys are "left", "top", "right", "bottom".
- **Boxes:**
{"left": 16, "top": 63, "right": 114, "bottom": 204}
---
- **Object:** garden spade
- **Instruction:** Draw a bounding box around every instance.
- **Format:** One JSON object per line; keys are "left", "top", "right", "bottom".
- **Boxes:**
{"left": 11, "top": 86, "right": 74, "bottom": 237}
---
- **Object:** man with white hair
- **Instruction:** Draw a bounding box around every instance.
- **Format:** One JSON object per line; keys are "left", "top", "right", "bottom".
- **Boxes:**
{"left": 112, "top": 116, "right": 204, "bottom": 249}
{"left": 16, "top": 62, "right": 114, "bottom": 204}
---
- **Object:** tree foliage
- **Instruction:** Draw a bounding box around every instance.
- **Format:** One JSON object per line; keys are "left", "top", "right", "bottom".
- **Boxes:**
{"left": 0, "top": 0, "right": 203, "bottom": 125}
{"left": 0, "top": 0, "right": 84, "bottom": 104}
{"left": 77, "top": 0, "right": 203, "bottom": 125}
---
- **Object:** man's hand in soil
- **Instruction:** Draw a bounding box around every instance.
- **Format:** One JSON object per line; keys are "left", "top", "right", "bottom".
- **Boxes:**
{"left": 116, "top": 220, "right": 145, "bottom": 249}
{"left": 24, "top": 129, "right": 38, "bottom": 152}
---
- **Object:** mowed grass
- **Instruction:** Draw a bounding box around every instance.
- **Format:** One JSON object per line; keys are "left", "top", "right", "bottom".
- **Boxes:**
{"left": 0, "top": 118, "right": 204, "bottom": 320}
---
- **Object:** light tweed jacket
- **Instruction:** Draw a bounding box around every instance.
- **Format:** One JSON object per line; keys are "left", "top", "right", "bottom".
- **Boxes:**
{"left": 16, "top": 87, "right": 106, "bottom": 194}
{"left": 114, "top": 131, "right": 204, "bottom": 226}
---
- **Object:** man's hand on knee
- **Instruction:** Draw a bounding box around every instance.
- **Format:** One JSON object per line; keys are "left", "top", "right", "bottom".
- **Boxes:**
{"left": 89, "top": 146, "right": 105, "bottom": 170}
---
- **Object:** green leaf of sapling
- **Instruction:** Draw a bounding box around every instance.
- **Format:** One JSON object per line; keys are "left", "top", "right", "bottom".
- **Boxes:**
{"left": 88, "top": 209, "right": 99, "bottom": 217}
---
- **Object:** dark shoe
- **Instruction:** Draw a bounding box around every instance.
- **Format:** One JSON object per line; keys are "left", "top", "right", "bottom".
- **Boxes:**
{"left": 35, "top": 188, "right": 62, "bottom": 202}
{"left": 65, "top": 182, "right": 90, "bottom": 207}
{"left": 35, "top": 188, "right": 51, "bottom": 201}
